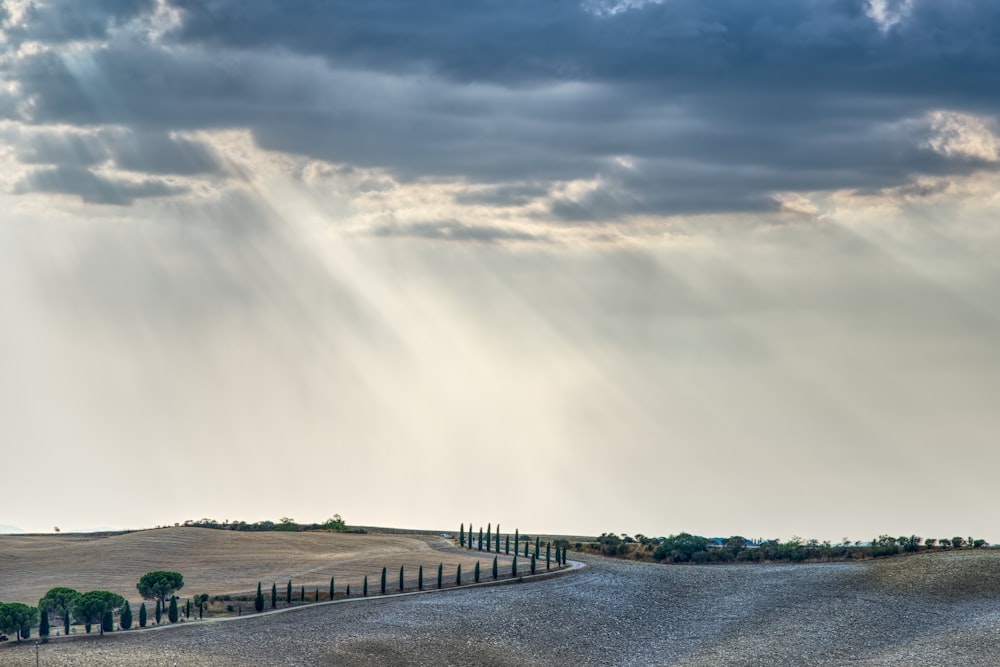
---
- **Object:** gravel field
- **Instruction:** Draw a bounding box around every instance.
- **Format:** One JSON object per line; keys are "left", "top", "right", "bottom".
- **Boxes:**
{"left": 3, "top": 549, "right": 998, "bottom": 666}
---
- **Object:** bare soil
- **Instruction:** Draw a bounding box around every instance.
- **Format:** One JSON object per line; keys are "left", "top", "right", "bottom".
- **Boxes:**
{"left": 2, "top": 541, "right": 998, "bottom": 665}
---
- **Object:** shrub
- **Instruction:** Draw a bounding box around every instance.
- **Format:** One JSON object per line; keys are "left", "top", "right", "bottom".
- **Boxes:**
{"left": 119, "top": 601, "right": 132, "bottom": 630}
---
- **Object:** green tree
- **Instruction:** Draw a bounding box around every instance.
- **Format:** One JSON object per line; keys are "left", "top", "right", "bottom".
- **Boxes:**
{"left": 0, "top": 602, "right": 39, "bottom": 642}
{"left": 287, "top": 581, "right": 292, "bottom": 603}
{"left": 512, "top": 555, "right": 518, "bottom": 577}
{"left": 39, "top": 587, "right": 80, "bottom": 636}
{"left": 272, "top": 582, "right": 278, "bottom": 608}
{"left": 505, "top": 535, "right": 510, "bottom": 554}
{"left": 381, "top": 567, "right": 387, "bottom": 595}
{"left": 300, "top": 586, "right": 305, "bottom": 602}
{"left": 102, "top": 609, "right": 114, "bottom": 633}
{"left": 39, "top": 608, "right": 50, "bottom": 639}
{"left": 460, "top": 523, "right": 465, "bottom": 547}
{"left": 475, "top": 560, "right": 481, "bottom": 583}
{"left": 524, "top": 540, "right": 529, "bottom": 557}
{"left": 492, "top": 556, "right": 498, "bottom": 579}
{"left": 119, "top": 601, "right": 132, "bottom": 630}
{"left": 531, "top": 554, "right": 536, "bottom": 574}
{"left": 653, "top": 533, "right": 711, "bottom": 562}
{"left": 479, "top": 527, "right": 484, "bottom": 551}
{"left": 329, "top": 576, "right": 335, "bottom": 601}
{"left": 399, "top": 565, "right": 405, "bottom": 591}
{"left": 514, "top": 529, "right": 519, "bottom": 553}
{"left": 486, "top": 523, "right": 492, "bottom": 552}
{"left": 255, "top": 583, "right": 265, "bottom": 612}
{"left": 155, "top": 599, "right": 162, "bottom": 624}
{"left": 73, "top": 591, "right": 124, "bottom": 637}
{"left": 137, "top": 571, "right": 184, "bottom": 612}
{"left": 437, "top": 563, "right": 443, "bottom": 589}
{"left": 168, "top": 596, "right": 179, "bottom": 623}
{"left": 363, "top": 576, "right": 369, "bottom": 597}
{"left": 322, "top": 514, "right": 346, "bottom": 531}
{"left": 546, "top": 542, "right": 551, "bottom": 569}
{"left": 418, "top": 565, "right": 424, "bottom": 591}
{"left": 534, "top": 537, "right": 540, "bottom": 558}
{"left": 496, "top": 524, "right": 501, "bottom": 552}
{"left": 139, "top": 602, "right": 147, "bottom": 628}
{"left": 456, "top": 564, "right": 462, "bottom": 585}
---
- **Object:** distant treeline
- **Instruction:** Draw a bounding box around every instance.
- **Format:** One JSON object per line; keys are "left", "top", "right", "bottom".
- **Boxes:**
{"left": 179, "top": 515, "right": 366, "bottom": 534}
{"left": 586, "top": 533, "right": 991, "bottom": 564}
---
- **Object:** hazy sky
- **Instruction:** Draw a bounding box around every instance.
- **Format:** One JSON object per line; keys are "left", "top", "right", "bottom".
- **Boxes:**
{"left": 2, "top": 0, "right": 999, "bottom": 542}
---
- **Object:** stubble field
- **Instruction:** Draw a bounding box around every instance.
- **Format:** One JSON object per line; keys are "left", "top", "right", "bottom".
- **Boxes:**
{"left": 2, "top": 529, "right": 999, "bottom": 665}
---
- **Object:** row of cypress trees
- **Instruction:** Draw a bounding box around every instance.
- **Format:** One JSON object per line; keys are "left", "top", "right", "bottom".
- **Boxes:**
{"left": 458, "top": 523, "right": 571, "bottom": 571}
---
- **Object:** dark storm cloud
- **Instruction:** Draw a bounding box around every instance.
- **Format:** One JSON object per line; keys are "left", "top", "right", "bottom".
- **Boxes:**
{"left": 3, "top": 0, "right": 155, "bottom": 44}
{"left": 16, "top": 165, "right": 185, "bottom": 205}
{"left": 110, "top": 132, "right": 223, "bottom": 175}
{"left": 4, "top": 0, "right": 1000, "bottom": 218}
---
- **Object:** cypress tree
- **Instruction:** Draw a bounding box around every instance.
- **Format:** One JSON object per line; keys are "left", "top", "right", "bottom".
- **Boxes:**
{"left": 85, "top": 622, "right": 92, "bottom": 634}
{"left": 563, "top": 545, "right": 568, "bottom": 565}
{"left": 546, "top": 542, "right": 551, "bottom": 570}
{"left": 287, "top": 581, "right": 292, "bottom": 604}
{"left": 512, "top": 555, "right": 518, "bottom": 577}
{"left": 456, "top": 564, "right": 462, "bottom": 585}
{"left": 524, "top": 540, "right": 529, "bottom": 557}
{"left": 486, "top": 523, "right": 491, "bottom": 552}
{"left": 475, "top": 560, "right": 481, "bottom": 583}
{"left": 492, "top": 556, "right": 498, "bottom": 579}
{"left": 346, "top": 584, "right": 351, "bottom": 597}
{"left": 185, "top": 598, "right": 191, "bottom": 618}
{"left": 531, "top": 554, "right": 536, "bottom": 575}
{"left": 255, "top": 582, "right": 264, "bottom": 612}
{"left": 505, "top": 534, "right": 510, "bottom": 554}
{"left": 329, "top": 576, "right": 335, "bottom": 601}
{"left": 515, "top": 529, "right": 519, "bottom": 553}
{"left": 460, "top": 523, "right": 465, "bottom": 547}
{"left": 40, "top": 608, "right": 50, "bottom": 638}
{"left": 168, "top": 596, "right": 179, "bottom": 623}
{"left": 468, "top": 521, "right": 473, "bottom": 549}
{"left": 120, "top": 602, "right": 132, "bottom": 630}
{"left": 139, "top": 602, "right": 147, "bottom": 627}
{"left": 300, "top": 586, "right": 305, "bottom": 602}
{"left": 437, "top": 563, "right": 443, "bottom": 589}
{"left": 363, "top": 576, "right": 369, "bottom": 597}
{"left": 155, "top": 599, "right": 162, "bottom": 624}
{"left": 381, "top": 567, "right": 387, "bottom": 595}
{"left": 199, "top": 600, "right": 203, "bottom": 619}
{"left": 315, "top": 587, "right": 319, "bottom": 602}
{"left": 496, "top": 524, "right": 501, "bottom": 552}
{"left": 418, "top": 565, "right": 424, "bottom": 591}
{"left": 535, "top": 537, "right": 540, "bottom": 558}
{"left": 479, "top": 527, "right": 484, "bottom": 551}
{"left": 102, "top": 609, "right": 114, "bottom": 633}
{"left": 271, "top": 583, "right": 277, "bottom": 608}
{"left": 399, "top": 565, "right": 405, "bottom": 592}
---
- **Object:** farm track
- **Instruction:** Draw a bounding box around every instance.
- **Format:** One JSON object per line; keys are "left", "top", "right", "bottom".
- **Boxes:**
{"left": 1, "top": 541, "right": 999, "bottom": 665}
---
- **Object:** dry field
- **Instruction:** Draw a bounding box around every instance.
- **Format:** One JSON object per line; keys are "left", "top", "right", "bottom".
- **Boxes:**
{"left": 0, "top": 527, "right": 517, "bottom": 607}
{"left": 2, "top": 538, "right": 999, "bottom": 665}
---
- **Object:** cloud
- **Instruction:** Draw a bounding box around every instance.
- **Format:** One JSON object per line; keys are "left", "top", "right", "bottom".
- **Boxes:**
{"left": 16, "top": 165, "right": 185, "bottom": 204}
{"left": 370, "top": 219, "right": 546, "bottom": 243}
{"left": 2, "top": 0, "right": 1000, "bottom": 224}
{"left": 3, "top": 0, "right": 156, "bottom": 44}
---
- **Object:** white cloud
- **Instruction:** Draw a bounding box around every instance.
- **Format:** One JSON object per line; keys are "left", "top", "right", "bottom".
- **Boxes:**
{"left": 925, "top": 110, "right": 1000, "bottom": 163}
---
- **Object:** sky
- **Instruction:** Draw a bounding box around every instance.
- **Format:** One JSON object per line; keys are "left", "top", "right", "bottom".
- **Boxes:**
{"left": 1, "top": 0, "right": 999, "bottom": 542}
